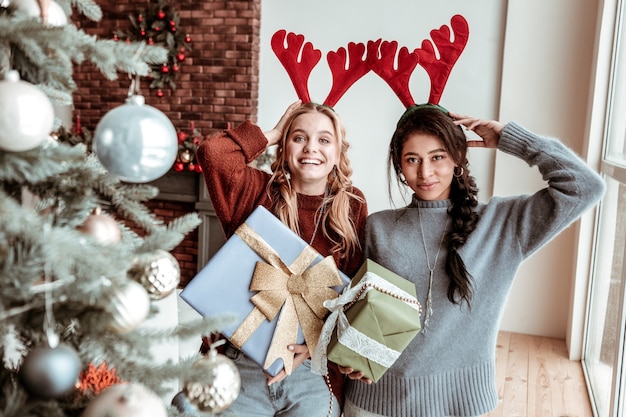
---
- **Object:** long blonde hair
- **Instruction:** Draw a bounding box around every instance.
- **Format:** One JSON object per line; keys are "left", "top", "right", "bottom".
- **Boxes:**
{"left": 267, "top": 102, "right": 362, "bottom": 258}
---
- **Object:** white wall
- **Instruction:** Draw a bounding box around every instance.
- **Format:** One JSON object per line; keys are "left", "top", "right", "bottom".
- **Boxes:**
{"left": 259, "top": 0, "right": 506, "bottom": 212}
{"left": 495, "top": 0, "right": 600, "bottom": 339}
{"left": 258, "top": 0, "right": 600, "bottom": 339}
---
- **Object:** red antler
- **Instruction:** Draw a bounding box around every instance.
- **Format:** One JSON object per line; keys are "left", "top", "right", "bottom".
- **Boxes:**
{"left": 415, "top": 14, "right": 470, "bottom": 105}
{"left": 323, "top": 42, "right": 370, "bottom": 107}
{"left": 367, "top": 39, "right": 420, "bottom": 108}
{"left": 271, "top": 30, "right": 322, "bottom": 103}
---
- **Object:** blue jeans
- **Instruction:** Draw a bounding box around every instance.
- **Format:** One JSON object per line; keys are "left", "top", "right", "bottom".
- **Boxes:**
{"left": 224, "top": 343, "right": 340, "bottom": 417}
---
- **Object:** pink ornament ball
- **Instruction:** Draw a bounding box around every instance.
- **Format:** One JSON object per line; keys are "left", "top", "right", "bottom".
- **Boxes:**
{"left": 77, "top": 209, "right": 121, "bottom": 245}
{"left": 81, "top": 383, "right": 167, "bottom": 417}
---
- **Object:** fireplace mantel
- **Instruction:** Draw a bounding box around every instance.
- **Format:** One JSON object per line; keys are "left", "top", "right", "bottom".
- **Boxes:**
{"left": 148, "top": 171, "right": 225, "bottom": 276}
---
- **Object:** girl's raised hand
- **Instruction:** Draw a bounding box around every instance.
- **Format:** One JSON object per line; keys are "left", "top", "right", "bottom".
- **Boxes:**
{"left": 449, "top": 112, "right": 504, "bottom": 149}
{"left": 264, "top": 100, "right": 302, "bottom": 147}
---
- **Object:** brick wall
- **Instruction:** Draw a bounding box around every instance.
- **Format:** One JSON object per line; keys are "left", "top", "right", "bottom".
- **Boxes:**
{"left": 146, "top": 200, "right": 199, "bottom": 287}
{"left": 73, "top": 0, "right": 260, "bottom": 130}
{"left": 72, "top": 0, "right": 261, "bottom": 285}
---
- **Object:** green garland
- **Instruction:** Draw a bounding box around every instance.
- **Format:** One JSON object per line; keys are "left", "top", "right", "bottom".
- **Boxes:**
{"left": 121, "top": 0, "right": 191, "bottom": 96}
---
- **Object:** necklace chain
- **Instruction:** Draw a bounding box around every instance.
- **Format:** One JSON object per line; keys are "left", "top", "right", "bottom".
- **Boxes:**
{"left": 418, "top": 204, "right": 449, "bottom": 330}
{"left": 309, "top": 187, "right": 330, "bottom": 245}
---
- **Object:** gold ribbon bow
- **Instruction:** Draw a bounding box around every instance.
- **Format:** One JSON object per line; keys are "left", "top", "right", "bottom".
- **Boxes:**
{"left": 229, "top": 223, "right": 342, "bottom": 375}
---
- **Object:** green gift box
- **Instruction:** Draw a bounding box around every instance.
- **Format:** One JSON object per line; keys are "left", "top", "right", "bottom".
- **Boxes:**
{"left": 315, "top": 259, "right": 422, "bottom": 383}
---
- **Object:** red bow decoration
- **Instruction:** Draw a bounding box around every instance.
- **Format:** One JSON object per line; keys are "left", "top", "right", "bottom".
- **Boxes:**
{"left": 271, "top": 14, "right": 470, "bottom": 108}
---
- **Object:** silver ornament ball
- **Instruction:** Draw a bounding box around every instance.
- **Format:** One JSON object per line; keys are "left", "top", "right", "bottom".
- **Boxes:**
{"left": 94, "top": 95, "right": 178, "bottom": 183}
{"left": 128, "top": 250, "right": 180, "bottom": 300}
{"left": 20, "top": 343, "right": 81, "bottom": 399}
{"left": 183, "top": 352, "right": 241, "bottom": 413}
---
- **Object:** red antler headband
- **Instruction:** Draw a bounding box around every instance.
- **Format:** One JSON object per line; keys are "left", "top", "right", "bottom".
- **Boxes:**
{"left": 271, "top": 30, "right": 370, "bottom": 107}
{"left": 271, "top": 14, "right": 470, "bottom": 108}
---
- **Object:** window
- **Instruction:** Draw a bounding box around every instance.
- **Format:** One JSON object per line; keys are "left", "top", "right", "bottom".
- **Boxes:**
{"left": 583, "top": 1, "right": 626, "bottom": 416}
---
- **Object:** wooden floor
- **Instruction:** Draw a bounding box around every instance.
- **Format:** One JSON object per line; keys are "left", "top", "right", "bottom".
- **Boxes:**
{"left": 483, "top": 331, "right": 594, "bottom": 417}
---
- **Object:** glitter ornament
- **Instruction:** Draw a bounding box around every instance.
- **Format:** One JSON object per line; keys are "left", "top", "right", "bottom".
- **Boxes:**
{"left": 183, "top": 343, "right": 240, "bottom": 413}
{"left": 127, "top": 250, "right": 180, "bottom": 300}
{"left": 81, "top": 383, "right": 166, "bottom": 417}
{"left": 105, "top": 280, "right": 151, "bottom": 334}
{"left": 78, "top": 208, "right": 121, "bottom": 245}
{"left": 0, "top": 70, "right": 54, "bottom": 152}
{"left": 179, "top": 149, "right": 192, "bottom": 163}
{"left": 19, "top": 343, "right": 81, "bottom": 399}
{"left": 93, "top": 95, "right": 178, "bottom": 183}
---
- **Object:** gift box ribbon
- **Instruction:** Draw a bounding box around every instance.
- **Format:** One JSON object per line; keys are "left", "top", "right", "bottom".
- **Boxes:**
{"left": 229, "top": 222, "right": 342, "bottom": 375}
{"left": 311, "top": 272, "right": 421, "bottom": 376}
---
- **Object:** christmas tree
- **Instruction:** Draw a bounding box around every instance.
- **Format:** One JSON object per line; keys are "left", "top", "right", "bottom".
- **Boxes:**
{"left": 0, "top": 0, "right": 239, "bottom": 416}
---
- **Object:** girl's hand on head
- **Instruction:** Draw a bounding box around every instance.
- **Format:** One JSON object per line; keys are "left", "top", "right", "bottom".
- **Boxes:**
{"left": 449, "top": 112, "right": 504, "bottom": 149}
{"left": 264, "top": 100, "right": 302, "bottom": 147}
{"left": 265, "top": 343, "right": 310, "bottom": 386}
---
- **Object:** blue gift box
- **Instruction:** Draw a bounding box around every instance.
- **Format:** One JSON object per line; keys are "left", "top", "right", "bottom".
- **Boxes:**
{"left": 180, "top": 205, "right": 349, "bottom": 376}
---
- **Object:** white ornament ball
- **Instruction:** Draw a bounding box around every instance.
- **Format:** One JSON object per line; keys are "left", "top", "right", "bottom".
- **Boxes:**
{"left": 0, "top": 70, "right": 54, "bottom": 152}
{"left": 8, "top": 0, "right": 68, "bottom": 26}
{"left": 81, "top": 383, "right": 167, "bottom": 417}
{"left": 105, "top": 280, "right": 151, "bottom": 334}
{"left": 93, "top": 95, "right": 178, "bottom": 183}
{"left": 128, "top": 250, "right": 180, "bottom": 300}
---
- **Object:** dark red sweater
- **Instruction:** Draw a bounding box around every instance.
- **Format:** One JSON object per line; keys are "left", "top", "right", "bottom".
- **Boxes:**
{"left": 196, "top": 120, "right": 367, "bottom": 277}
{"left": 196, "top": 120, "right": 368, "bottom": 406}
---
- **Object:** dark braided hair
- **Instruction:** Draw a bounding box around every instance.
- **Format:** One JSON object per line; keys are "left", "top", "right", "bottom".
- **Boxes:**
{"left": 389, "top": 105, "right": 480, "bottom": 307}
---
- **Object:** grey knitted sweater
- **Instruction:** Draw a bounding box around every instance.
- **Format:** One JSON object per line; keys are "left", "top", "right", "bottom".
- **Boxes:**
{"left": 345, "top": 122, "right": 605, "bottom": 416}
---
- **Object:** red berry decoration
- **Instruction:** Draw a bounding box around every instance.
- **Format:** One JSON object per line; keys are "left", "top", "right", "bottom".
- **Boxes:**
{"left": 127, "top": 2, "right": 189, "bottom": 95}
{"left": 156, "top": 89, "right": 164, "bottom": 98}
{"left": 195, "top": 164, "right": 203, "bottom": 173}
{"left": 174, "top": 162, "right": 184, "bottom": 172}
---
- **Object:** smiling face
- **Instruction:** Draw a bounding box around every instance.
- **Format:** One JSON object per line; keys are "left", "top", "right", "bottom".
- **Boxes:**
{"left": 284, "top": 112, "right": 340, "bottom": 195}
{"left": 400, "top": 132, "right": 456, "bottom": 201}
